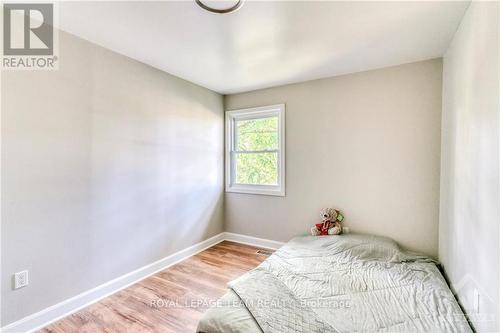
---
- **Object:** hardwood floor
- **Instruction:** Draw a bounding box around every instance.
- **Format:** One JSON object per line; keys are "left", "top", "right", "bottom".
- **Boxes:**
{"left": 39, "top": 241, "right": 269, "bottom": 333}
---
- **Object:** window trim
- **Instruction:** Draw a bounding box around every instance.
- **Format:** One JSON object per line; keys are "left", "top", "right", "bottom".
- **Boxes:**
{"left": 225, "top": 104, "right": 286, "bottom": 196}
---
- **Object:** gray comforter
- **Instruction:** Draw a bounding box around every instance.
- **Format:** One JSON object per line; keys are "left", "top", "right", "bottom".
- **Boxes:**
{"left": 197, "top": 234, "right": 471, "bottom": 333}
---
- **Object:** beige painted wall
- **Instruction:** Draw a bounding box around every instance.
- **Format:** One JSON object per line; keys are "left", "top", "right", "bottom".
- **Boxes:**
{"left": 225, "top": 59, "right": 443, "bottom": 257}
{"left": 440, "top": 2, "right": 499, "bottom": 332}
{"left": 1, "top": 30, "right": 224, "bottom": 325}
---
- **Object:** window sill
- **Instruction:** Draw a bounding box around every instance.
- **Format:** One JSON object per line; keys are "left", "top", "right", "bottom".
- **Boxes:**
{"left": 226, "top": 184, "right": 285, "bottom": 197}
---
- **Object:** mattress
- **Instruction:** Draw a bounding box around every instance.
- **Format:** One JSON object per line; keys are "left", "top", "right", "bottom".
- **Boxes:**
{"left": 197, "top": 234, "right": 471, "bottom": 333}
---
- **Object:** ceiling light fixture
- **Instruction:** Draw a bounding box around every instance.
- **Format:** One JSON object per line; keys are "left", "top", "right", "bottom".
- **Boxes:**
{"left": 195, "top": 0, "right": 244, "bottom": 14}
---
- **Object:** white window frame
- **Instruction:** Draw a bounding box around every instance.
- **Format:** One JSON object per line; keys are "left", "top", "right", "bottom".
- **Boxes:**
{"left": 225, "top": 104, "right": 286, "bottom": 196}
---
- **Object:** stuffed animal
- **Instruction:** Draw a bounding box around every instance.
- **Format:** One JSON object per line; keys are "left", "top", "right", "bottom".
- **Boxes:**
{"left": 311, "top": 208, "right": 344, "bottom": 236}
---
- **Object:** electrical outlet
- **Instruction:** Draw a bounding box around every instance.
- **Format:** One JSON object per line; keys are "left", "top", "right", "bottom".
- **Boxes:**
{"left": 473, "top": 289, "right": 480, "bottom": 313}
{"left": 14, "top": 270, "right": 29, "bottom": 289}
{"left": 343, "top": 227, "right": 350, "bottom": 234}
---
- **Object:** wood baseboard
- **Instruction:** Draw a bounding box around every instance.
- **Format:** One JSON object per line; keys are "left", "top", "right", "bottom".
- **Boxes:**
{"left": 223, "top": 232, "right": 285, "bottom": 250}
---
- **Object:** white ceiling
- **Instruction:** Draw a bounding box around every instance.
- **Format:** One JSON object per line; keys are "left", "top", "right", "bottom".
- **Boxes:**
{"left": 58, "top": 1, "right": 469, "bottom": 94}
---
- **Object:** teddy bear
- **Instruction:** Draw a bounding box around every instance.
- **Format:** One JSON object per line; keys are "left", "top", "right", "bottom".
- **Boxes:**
{"left": 311, "top": 208, "right": 344, "bottom": 236}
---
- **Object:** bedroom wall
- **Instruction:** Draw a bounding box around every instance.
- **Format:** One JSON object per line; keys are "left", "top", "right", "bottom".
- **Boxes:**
{"left": 1, "top": 30, "right": 224, "bottom": 325}
{"left": 224, "top": 59, "right": 443, "bottom": 257}
{"left": 440, "top": 2, "right": 500, "bottom": 332}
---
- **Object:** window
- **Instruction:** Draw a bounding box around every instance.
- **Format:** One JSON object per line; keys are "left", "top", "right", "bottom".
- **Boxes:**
{"left": 226, "top": 104, "right": 285, "bottom": 196}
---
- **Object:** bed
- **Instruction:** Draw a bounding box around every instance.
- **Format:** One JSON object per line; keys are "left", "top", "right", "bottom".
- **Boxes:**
{"left": 197, "top": 234, "right": 471, "bottom": 333}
